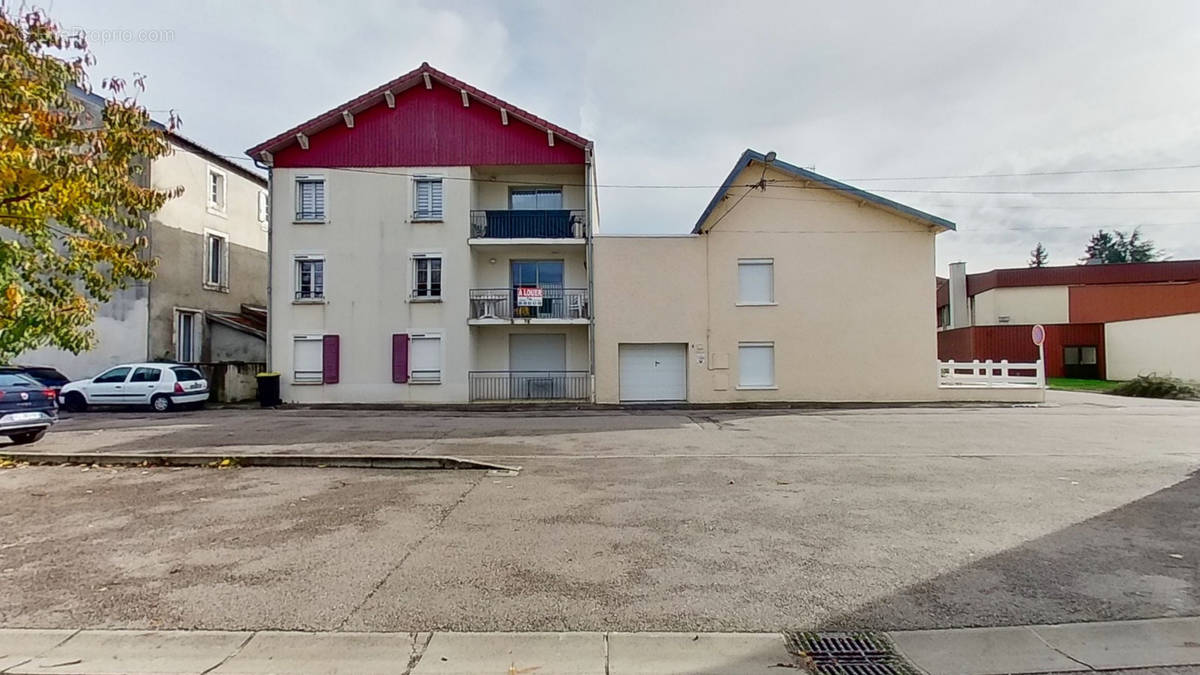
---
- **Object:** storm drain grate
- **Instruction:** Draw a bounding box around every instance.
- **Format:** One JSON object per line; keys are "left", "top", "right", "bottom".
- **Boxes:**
{"left": 784, "top": 631, "right": 922, "bottom": 675}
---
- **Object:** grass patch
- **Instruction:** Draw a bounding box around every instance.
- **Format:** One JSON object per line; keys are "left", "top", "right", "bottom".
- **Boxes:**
{"left": 1048, "top": 377, "right": 1122, "bottom": 393}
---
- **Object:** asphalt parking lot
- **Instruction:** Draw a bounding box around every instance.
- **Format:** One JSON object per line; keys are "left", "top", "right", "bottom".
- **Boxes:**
{"left": 1, "top": 391, "right": 1198, "bottom": 633}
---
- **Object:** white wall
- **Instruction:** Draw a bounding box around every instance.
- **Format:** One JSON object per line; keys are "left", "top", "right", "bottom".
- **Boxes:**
{"left": 1105, "top": 312, "right": 1200, "bottom": 381}
{"left": 971, "top": 286, "right": 1069, "bottom": 326}
{"left": 16, "top": 284, "right": 149, "bottom": 380}
{"left": 153, "top": 141, "right": 267, "bottom": 252}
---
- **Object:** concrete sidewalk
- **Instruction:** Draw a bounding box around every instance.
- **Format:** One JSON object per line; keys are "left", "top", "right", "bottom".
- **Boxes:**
{"left": 1, "top": 617, "right": 1198, "bottom": 674}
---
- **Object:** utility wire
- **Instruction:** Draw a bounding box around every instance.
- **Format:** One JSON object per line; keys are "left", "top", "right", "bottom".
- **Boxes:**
{"left": 209, "top": 153, "right": 1200, "bottom": 193}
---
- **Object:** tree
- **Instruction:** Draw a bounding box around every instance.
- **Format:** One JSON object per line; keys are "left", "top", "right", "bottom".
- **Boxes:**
{"left": 1080, "top": 227, "right": 1161, "bottom": 264}
{"left": 0, "top": 6, "right": 180, "bottom": 362}
{"left": 1028, "top": 242, "right": 1048, "bottom": 268}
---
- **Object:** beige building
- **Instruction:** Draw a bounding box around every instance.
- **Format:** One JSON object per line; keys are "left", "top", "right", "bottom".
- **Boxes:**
{"left": 248, "top": 63, "right": 597, "bottom": 404}
{"left": 593, "top": 150, "right": 957, "bottom": 403}
{"left": 18, "top": 86, "right": 269, "bottom": 381}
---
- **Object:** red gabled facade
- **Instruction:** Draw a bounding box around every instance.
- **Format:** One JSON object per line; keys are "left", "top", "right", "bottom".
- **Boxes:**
{"left": 248, "top": 62, "right": 589, "bottom": 168}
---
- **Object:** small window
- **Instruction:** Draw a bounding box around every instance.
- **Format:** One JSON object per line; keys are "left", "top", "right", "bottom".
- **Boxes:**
{"left": 293, "top": 336, "right": 323, "bottom": 383}
{"left": 409, "top": 334, "right": 441, "bottom": 383}
{"left": 413, "top": 177, "right": 443, "bottom": 221}
{"left": 1064, "top": 346, "right": 1099, "bottom": 366}
{"left": 510, "top": 188, "right": 563, "bottom": 210}
{"left": 204, "top": 232, "right": 228, "bottom": 289}
{"left": 295, "top": 257, "right": 325, "bottom": 300}
{"left": 171, "top": 367, "right": 204, "bottom": 382}
{"left": 296, "top": 177, "right": 325, "bottom": 221}
{"left": 738, "top": 342, "right": 775, "bottom": 388}
{"left": 257, "top": 191, "right": 269, "bottom": 229}
{"left": 412, "top": 255, "right": 442, "bottom": 299}
{"left": 94, "top": 367, "right": 131, "bottom": 384}
{"left": 130, "top": 367, "right": 162, "bottom": 383}
{"left": 737, "top": 259, "right": 774, "bottom": 305}
{"left": 207, "top": 167, "right": 226, "bottom": 212}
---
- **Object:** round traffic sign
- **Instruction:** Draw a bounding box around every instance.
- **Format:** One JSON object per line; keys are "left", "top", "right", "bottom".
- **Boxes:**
{"left": 1031, "top": 324, "right": 1046, "bottom": 346}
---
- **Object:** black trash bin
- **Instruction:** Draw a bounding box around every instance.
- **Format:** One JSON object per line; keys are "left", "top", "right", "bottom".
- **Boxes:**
{"left": 256, "top": 372, "right": 282, "bottom": 407}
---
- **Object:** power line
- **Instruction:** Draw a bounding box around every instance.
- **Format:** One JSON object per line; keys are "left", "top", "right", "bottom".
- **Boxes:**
{"left": 842, "top": 163, "right": 1200, "bottom": 181}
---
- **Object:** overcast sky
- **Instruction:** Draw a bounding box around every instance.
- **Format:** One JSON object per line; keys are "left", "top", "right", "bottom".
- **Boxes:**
{"left": 50, "top": 0, "right": 1200, "bottom": 273}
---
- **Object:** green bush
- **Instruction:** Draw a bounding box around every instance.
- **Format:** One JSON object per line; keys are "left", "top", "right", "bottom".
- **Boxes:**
{"left": 1109, "top": 374, "right": 1200, "bottom": 400}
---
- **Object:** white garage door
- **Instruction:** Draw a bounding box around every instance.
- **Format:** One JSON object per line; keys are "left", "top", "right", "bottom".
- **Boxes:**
{"left": 619, "top": 343, "right": 687, "bottom": 402}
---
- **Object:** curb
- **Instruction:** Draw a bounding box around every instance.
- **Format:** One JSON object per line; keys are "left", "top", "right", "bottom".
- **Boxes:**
{"left": 0, "top": 452, "right": 520, "bottom": 473}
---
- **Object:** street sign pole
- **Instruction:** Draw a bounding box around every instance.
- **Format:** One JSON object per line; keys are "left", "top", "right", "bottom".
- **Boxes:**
{"left": 1031, "top": 324, "right": 1046, "bottom": 388}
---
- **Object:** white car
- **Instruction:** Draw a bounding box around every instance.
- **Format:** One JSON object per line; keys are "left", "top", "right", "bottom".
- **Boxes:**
{"left": 59, "top": 363, "right": 210, "bottom": 413}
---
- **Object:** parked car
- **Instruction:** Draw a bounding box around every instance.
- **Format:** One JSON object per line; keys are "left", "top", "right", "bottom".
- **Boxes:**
{"left": 0, "top": 371, "right": 58, "bottom": 444}
{"left": 0, "top": 365, "right": 71, "bottom": 398}
{"left": 59, "top": 363, "right": 209, "bottom": 413}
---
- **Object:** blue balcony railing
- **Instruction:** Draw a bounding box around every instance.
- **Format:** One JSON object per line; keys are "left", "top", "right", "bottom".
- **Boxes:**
{"left": 470, "top": 210, "right": 586, "bottom": 239}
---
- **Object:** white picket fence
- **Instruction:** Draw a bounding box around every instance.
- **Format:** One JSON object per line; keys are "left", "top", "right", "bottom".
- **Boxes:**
{"left": 938, "top": 359, "right": 1045, "bottom": 388}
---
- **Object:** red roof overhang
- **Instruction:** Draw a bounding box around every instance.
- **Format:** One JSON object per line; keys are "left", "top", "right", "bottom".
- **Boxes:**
{"left": 246, "top": 62, "right": 590, "bottom": 161}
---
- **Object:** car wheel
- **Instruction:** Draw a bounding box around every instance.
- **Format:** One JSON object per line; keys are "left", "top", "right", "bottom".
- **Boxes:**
{"left": 9, "top": 429, "right": 46, "bottom": 445}
{"left": 151, "top": 394, "right": 172, "bottom": 413}
{"left": 63, "top": 392, "right": 87, "bottom": 413}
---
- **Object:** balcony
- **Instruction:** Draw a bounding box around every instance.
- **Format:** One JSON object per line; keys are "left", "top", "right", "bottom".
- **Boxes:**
{"left": 468, "top": 288, "right": 590, "bottom": 323}
{"left": 469, "top": 210, "right": 586, "bottom": 242}
{"left": 469, "top": 371, "right": 590, "bottom": 401}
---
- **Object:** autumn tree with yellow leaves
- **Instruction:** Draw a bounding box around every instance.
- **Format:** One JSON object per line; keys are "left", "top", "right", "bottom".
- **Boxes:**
{"left": 0, "top": 5, "right": 180, "bottom": 361}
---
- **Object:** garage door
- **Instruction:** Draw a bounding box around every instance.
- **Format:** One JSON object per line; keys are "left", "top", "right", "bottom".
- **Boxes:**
{"left": 619, "top": 343, "right": 687, "bottom": 402}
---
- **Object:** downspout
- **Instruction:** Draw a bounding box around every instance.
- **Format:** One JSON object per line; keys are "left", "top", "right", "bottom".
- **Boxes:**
{"left": 255, "top": 159, "right": 273, "bottom": 372}
{"left": 585, "top": 144, "right": 596, "bottom": 403}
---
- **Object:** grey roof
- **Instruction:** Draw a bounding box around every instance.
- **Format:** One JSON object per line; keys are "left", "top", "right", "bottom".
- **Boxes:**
{"left": 691, "top": 149, "right": 956, "bottom": 234}
{"left": 66, "top": 84, "right": 265, "bottom": 187}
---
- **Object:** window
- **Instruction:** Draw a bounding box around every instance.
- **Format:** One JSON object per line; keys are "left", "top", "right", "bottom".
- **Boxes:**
{"left": 737, "top": 259, "right": 774, "bottom": 305}
{"left": 257, "top": 191, "right": 269, "bottom": 230}
{"left": 130, "top": 367, "right": 162, "bottom": 383}
{"left": 413, "top": 177, "right": 443, "bottom": 221}
{"left": 510, "top": 188, "right": 563, "bottom": 210}
{"left": 171, "top": 367, "right": 205, "bottom": 382}
{"left": 204, "top": 232, "right": 228, "bottom": 289}
{"left": 409, "top": 334, "right": 441, "bottom": 383}
{"left": 176, "top": 310, "right": 200, "bottom": 362}
{"left": 938, "top": 305, "right": 951, "bottom": 328}
{"left": 1063, "top": 346, "right": 1098, "bottom": 366}
{"left": 293, "top": 336, "right": 324, "bottom": 383}
{"left": 738, "top": 342, "right": 775, "bottom": 388}
{"left": 295, "top": 177, "right": 325, "bottom": 221}
{"left": 94, "top": 367, "right": 131, "bottom": 384}
{"left": 208, "top": 167, "right": 226, "bottom": 212}
{"left": 295, "top": 256, "right": 325, "bottom": 300}
{"left": 412, "top": 255, "right": 442, "bottom": 299}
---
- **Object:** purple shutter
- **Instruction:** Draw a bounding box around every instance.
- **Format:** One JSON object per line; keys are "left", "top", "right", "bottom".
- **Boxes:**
{"left": 392, "top": 334, "right": 409, "bottom": 383}
{"left": 322, "top": 335, "right": 339, "bottom": 384}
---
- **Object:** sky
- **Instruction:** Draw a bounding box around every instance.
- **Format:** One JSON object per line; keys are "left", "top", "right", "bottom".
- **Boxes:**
{"left": 46, "top": 0, "right": 1200, "bottom": 274}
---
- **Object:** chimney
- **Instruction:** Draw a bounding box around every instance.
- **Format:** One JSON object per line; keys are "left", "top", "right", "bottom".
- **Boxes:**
{"left": 948, "top": 262, "right": 969, "bottom": 328}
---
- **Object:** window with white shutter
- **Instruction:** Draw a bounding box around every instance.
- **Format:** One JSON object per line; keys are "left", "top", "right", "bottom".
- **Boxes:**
{"left": 409, "top": 334, "right": 441, "bottom": 383}
{"left": 738, "top": 342, "right": 775, "bottom": 388}
{"left": 293, "top": 336, "right": 323, "bottom": 383}
{"left": 737, "top": 259, "right": 774, "bottom": 305}
{"left": 295, "top": 177, "right": 325, "bottom": 221}
{"left": 413, "top": 177, "right": 443, "bottom": 221}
